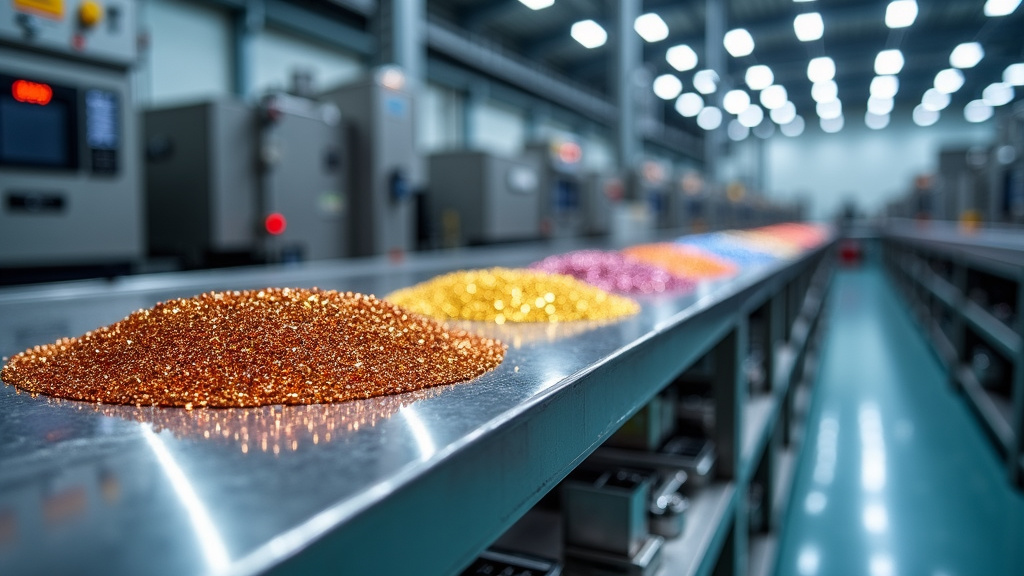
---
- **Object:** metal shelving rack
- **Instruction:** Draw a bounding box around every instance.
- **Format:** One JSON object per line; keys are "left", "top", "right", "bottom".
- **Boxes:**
{"left": 883, "top": 223, "right": 1024, "bottom": 487}
{"left": 0, "top": 238, "right": 834, "bottom": 576}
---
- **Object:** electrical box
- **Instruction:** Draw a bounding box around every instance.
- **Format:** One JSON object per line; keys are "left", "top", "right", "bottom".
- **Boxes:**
{"left": 321, "top": 67, "right": 415, "bottom": 257}
{"left": 428, "top": 150, "right": 541, "bottom": 246}
{"left": 524, "top": 139, "right": 586, "bottom": 238}
{"left": 144, "top": 96, "right": 346, "bottom": 267}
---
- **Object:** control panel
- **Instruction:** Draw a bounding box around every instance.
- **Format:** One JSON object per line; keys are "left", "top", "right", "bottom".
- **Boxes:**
{"left": 0, "top": 0, "right": 136, "bottom": 65}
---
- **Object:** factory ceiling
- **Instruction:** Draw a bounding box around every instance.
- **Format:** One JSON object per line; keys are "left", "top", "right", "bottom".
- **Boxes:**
{"left": 426, "top": 0, "right": 1024, "bottom": 138}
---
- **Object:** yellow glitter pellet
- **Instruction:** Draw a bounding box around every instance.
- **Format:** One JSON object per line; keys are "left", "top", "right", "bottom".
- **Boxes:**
{"left": 385, "top": 268, "right": 640, "bottom": 323}
{"left": 0, "top": 288, "right": 506, "bottom": 408}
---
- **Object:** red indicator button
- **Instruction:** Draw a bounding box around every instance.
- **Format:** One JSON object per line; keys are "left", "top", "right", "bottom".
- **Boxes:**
{"left": 265, "top": 213, "right": 286, "bottom": 235}
{"left": 12, "top": 79, "right": 52, "bottom": 105}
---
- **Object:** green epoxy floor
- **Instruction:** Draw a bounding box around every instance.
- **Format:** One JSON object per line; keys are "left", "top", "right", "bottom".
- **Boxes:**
{"left": 775, "top": 266, "right": 1024, "bottom": 576}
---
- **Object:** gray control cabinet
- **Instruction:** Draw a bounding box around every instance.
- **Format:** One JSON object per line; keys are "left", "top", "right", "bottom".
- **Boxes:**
{"left": 428, "top": 150, "right": 541, "bottom": 246}
{"left": 582, "top": 172, "right": 622, "bottom": 236}
{"left": 0, "top": 0, "right": 141, "bottom": 268}
{"left": 524, "top": 140, "right": 586, "bottom": 239}
{"left": 144, "top": 100, "right": 258, "bottom": 267}
{"left": 144, "top": 96, "right": 346, "bottom": 266}
{"left": 321, "top": 68, "right": 415, "bottom": 257}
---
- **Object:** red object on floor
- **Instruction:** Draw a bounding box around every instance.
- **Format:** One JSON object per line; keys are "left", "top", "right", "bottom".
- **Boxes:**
{"left": 839, "top": 239, "right": 862, "bottom": 266}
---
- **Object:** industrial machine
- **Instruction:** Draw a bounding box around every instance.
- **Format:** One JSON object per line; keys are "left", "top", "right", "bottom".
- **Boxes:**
{"left": 524, "top": 138, "right": 586, "bottom": 238}
{"left": 988, "top": 103, "right": 1024, "bottom": 224}
{"left": 321, "top": 66, "right": 416, "bottom": 257}
{"left": 672, "top": 170, "right": 710, "bottom": 234}
{"left": 628, "top": 159, "right": 673, "bottom": 229}
{"left": 144, "top": 94, "right": 346, "bottom": 267}
{"left": 581, "top": 171, "right": 623, "bottom": 236}
{"left": 428, "top": 150, "right": 541, "bottom": 247}
{"left": 0, "top": 0, "right": 142, "bottom": 275}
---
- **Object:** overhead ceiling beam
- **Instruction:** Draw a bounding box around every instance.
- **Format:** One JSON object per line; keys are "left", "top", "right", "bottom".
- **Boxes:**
{"left": 458, "top": 0, "right": 517, "bottom": 31}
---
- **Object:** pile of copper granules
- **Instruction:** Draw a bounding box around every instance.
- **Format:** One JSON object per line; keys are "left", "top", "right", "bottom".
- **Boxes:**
{"left": 0, "top": 288, "right": 506, "bottom": 408}
{"left": 386, "top": 268, "right": 640, "bottom": 323}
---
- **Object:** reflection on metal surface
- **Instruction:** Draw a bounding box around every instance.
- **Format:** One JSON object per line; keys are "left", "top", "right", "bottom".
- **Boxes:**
{"left": 862, "top": 503, "right": 888, "bottom": 534}
{"left": 797, "top": 544, "right": 820, "bottom": 575}
{"left": 401, "top": 407, "right": 436, "bottom": 460}
{"left": 79, "top": 387, "right": 444, "bottom": 455}
{"left": 143, "top": 425, "right": 231, "bottom": 573}
{"left": 813, "top": 415, "right": 839, "bottom": 486}
{"left": 447, "top": 317, "right": 618, "bottom": 349}
{"left": 859, "top": 404, "right": 886, "bottom": 493}
{"left": 804, "top": 491, "right": 827, "bottom": 515}
{"left": 869, "top": 553, "right": 895, "bottom": 576}
{"left": 43, "top": 486, "right": 86, "bottom": 526}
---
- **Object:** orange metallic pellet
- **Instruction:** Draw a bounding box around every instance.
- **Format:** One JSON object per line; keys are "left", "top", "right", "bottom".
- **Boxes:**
{"left": 622, "top": 244, "right": 738, "bottom": 279}
{"left": 0, "top": 288, "right": 506, "bottom": 408}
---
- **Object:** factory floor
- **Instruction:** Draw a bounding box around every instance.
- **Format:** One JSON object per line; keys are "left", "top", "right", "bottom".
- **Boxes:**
{"left": 774, "top": 264, "right": 1024, "bottom": 576}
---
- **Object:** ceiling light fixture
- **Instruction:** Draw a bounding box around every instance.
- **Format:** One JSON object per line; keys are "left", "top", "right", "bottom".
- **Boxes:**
{"left": 807, "top": 56, "right": 836, "bottom": 82}
{"left": 697, "top": 106, "right": 723, "bottom": 130}
{"left": 1004, "top": 63, "right": 1024, "bottom": 85}
{"left": 518, "top": 0, "right": 554, "bottom": 10}
{"left": 745, "top": 65, "right": 774, "bottom": 90}
{"left": 865, "top": 112, "right": 890, "bottom": 130}
{"left": 870, "top": 75, "right": 899, "bottom": 98}
{"left": 693, "top": 70, "right": 720, "bottom": 94}
{"left": 675, "top": 92, "right": 704, "bottom": 117}
{"left": 653, "top": 74, "right": 683, "bottom": 100}
{"left": 781, "top": 115, "right": 805, "bottom": 137}
{"left": 984, "top": 0, "right": 1021, "bottom": 17}
{"left": 771, "top": 101, "right": 797, "bottom": 124}
{"left": 885, "top": 0, "right": 918, "bottom": 28}
{"left": 868, "top": 96, "right": 895, "bottom": 115}
{"left": 874, "top": 49, "right": 905, "bottom": 75}
{"left": 950, "top": 42, "right": 984, "bottom": 69}
{"left": 964, "top": 100, "right": 994, "bottom": 122}
{"left": 793, "top": 12, "right": 824, "bottom": 41}
{"left": 912, "top": 104, "right": 939, "bottom": 126}
{"left": 723, "top": 89, "right": 752, "bottom": 114}
{"left": 571, "top": 20, "right": 607, "bottom": 49}
{"left": 811, "top": 80, "right": 838, "bottom": 103}
{"left": 921, "top": 88, "right": 951, "bottom": 111}
{"left": 934, "top": 68, "right": 965, "bottom": 93}
{"left": 821, "top": 115, "right": 844, "bottom": 133}
{"left": 634, "top": 13, "right": 669, "bottom": 43}
{"left": 816, "top": 99, "right": 842, "bottom": 120}
{"left": 724, "top": 28, "right": 755, "bottom": 57}
{"left": 666, "top": 44, "right": 698, "bottom": 71}
{"left": 738, "top": 104, "right": 765, "bottom": 128}
{"left": 982, "top": 82, "right": 1014, "bottom": 106}
{"left": 760, "top": 85, "right": 788, "bottom": 109}
{"left": 728, "top": 119, "right": 750, "bottom": 141}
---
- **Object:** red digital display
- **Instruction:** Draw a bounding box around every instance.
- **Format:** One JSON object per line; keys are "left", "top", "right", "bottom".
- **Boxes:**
{"left": 12, "top": 79, "right": 53, "bottom": 106}
{"left": 265, "top": 213, "right": 287, "bottom": 235}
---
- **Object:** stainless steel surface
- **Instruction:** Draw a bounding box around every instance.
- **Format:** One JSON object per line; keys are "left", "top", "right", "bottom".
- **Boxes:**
{"left": 0, "top": 0, "right": 136, "bottom": 65}
{"left": 0, "top": 240, "right": 827, "bottom": 576}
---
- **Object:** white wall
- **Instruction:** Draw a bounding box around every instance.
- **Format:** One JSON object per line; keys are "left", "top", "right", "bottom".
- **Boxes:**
{"left": 419, "top": 83, "right": 462, "bottom": 153}
{"left": 762, "top": 114, "right": 995, "bottom": 220}
{"left": 251, "top": 28, "right": 362, "bottom": 95}
{"left": 137, "top": 0, "right": 232, "bottom": 106}
{"left": 472, "top": 100, "right": 527, "bottom": 156}
{"left": 137, "top": 0, "right": 364, "bottom": 107}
